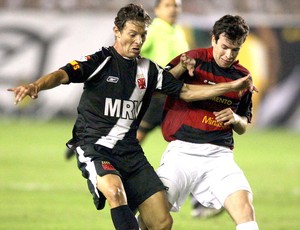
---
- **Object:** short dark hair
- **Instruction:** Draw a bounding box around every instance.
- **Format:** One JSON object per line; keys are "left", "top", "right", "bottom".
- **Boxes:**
{"left": 212, "top": 15, "right": 249, "bottom": 43}
{"left": 114, "top": 4, "right": 152, "bottom": 31}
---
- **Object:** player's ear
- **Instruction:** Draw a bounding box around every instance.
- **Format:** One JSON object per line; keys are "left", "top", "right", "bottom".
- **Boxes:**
{"left": 211, "top": 35, "right": 216, "bottom": 46}
{"left": 113, "top": 26, "right": 121, "bottom": 38}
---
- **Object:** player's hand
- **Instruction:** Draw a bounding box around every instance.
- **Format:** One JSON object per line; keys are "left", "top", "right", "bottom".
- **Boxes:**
{"left": 7, "top": 83, "right": 39, "bottom": 104}
{"left": 232, "top": 74, "right": 259, "bottom": 93}
{"left": 213, "top": 108, "right": 240, "bottom": 127}
{"left": 180, "top": 53, "right": 196, "bottom": 76}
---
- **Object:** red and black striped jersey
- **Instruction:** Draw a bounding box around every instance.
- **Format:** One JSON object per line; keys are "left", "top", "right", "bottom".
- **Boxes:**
{"left": 61, "top": 46, "right": 183, "bottom": 152}
{"left": 162, "top": 47, "right": 253, "bottom": 149}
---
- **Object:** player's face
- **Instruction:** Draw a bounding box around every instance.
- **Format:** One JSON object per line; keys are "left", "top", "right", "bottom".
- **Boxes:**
{"left": 155, "top": 0, "right": 182, "bottom": 25}
{"left": 212, "top": 33, "right": 244, "bottom": 68}
{"left": 113, "top": 21, "right": 147, "bottom": 59}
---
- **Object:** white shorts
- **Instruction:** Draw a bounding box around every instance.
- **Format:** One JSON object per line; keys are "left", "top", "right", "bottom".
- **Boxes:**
{"left": 156, "top": 140, "right": 252, "bottom": 212}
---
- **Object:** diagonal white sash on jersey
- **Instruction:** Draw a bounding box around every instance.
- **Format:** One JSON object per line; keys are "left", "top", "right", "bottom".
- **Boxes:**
{"left": 95, "top": 58, "right": 150, "bottom": 149}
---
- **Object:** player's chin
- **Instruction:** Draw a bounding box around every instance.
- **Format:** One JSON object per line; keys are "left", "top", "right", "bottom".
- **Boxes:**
{"left": 130, "top": 49, "right": 140, "bottom": 57}
{"left": 219, "top": 59, "right": 233, "bottom": 68}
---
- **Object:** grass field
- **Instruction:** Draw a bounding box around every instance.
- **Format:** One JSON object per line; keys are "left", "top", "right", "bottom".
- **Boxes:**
{"left": 0, "top": 118, "right": 300, "bottom": 229}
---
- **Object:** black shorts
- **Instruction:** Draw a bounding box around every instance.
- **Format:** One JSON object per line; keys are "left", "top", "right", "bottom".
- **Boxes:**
{"left": 75, "top": 143, "right": 165, "bottom": 211}
{"left": 138, "top": 94, "right": 166, "bottom": 133}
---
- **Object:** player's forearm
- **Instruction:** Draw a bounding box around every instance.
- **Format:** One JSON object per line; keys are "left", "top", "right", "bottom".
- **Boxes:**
{"left": 34, "top": 70, "right": 69, "bottom": 92}
{"left": 232, "top": 116, "right": 248, "bottom": 135}
{"left": 179, "top": 81, "right": 237, "bottom": 102}
{"left": 168, "top": 62, "right": 186, "bottom": 79}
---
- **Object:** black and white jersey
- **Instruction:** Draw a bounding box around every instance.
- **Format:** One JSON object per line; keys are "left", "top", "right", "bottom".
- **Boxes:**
{"left": 61, "top": 46, "right": 183, "bottom": 152}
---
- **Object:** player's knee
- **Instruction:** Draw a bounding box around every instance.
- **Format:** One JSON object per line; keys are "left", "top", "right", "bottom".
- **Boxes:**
{"left": 224, "top": 191, "right": 256, "bottom": 224}
{"left": 158, "top": 214, "right": 173, "bottom": 230}
{"left": 229, "top": 201, "right": 255, "bottom": 224}
{"left": 240, "top": 202, "right": 255, "bottom": 220}
{"left": 148, "top": 213, "right": 173, "bottom": 230}
{"left": 103, "top": 185, "right": 127, "bottom": 207}
{"left": 239, "top": 194, "right": 255, "bottom": 220}
{"left": 165, "top": 214, "right": 173, "bottom": 229}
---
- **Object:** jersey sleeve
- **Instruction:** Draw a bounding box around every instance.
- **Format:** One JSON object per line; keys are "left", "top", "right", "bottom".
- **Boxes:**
{"left": 159, "top": 70, "right": 184, "bottom": 98}
{"left": 236, "top": 90, "right": 253, "bottom": 123}
{"left": 60, "top": 52, "right": 101, "bottom": 83}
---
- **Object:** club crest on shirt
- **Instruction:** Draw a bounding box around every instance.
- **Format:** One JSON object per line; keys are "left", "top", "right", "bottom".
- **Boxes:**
{"left": 136, "top": 74, "right": 146, "bottom": 89}
{"left": 101, "top": 161, "right": 115, "bottom": 171}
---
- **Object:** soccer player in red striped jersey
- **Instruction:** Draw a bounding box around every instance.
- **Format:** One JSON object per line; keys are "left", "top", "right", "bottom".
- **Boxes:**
{"left": 155, "top": 15, "right": 259, "bottom": 230}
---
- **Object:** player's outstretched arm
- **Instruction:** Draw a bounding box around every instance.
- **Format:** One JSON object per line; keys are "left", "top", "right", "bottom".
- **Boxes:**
{"left": 179, "top": 74, "right": 257, "bottom": 102}
{"left": 168, "top": 53, "right": 196, "bottom": 79}
{"left": 7, "top": 69, "right": 69, "bottom": 104}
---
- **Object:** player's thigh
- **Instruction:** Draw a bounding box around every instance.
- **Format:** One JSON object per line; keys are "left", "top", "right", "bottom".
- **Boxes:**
{"left": 76, "top": 144, "right": 124, "bottom": 210}
{"left": 192, "top": 158, "right": 253, "bottom": 213}
{"left": 224, "top": 190, "right": 255, "bottom": 224}
{"left": 138, "top": 190, "right": 172, "bottom": 229}
{"left": 124, "top": 160, "right": 166, "bottom": 211}
{"left": 156, "top": 143, "right": 194, "bottom": 211}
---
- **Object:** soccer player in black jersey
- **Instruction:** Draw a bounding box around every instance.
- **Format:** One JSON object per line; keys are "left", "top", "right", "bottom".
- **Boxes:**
{"left": 8, "top": 4, "right": 255, "bottom": 230}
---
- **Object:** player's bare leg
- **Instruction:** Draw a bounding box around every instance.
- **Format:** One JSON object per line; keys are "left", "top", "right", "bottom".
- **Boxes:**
{"left": 138, "top": 190, "right": 173, "bottom": 230}
{"left": 97, "top": 174, "right": 127, "bottom": 208}
{"left": 97, "top": 174, "right": 139, "bottom": 229}
{"left": 224, "top": 190, "right": 259, "bottom": 229}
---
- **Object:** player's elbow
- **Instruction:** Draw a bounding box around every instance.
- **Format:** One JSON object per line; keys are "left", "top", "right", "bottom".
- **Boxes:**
{"left": 179, "top": 92, "right": 194, "bottom": 102}
{"left": 236, "top": 129, "right": 246, "bottom": 135}
{"left": 179, "top": 84, "right": 196, "bottom": 102}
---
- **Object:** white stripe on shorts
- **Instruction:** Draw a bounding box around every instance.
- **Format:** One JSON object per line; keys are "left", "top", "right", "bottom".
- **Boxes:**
{"left": 76, "top": 146, "right": 99, "bottom": 198}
